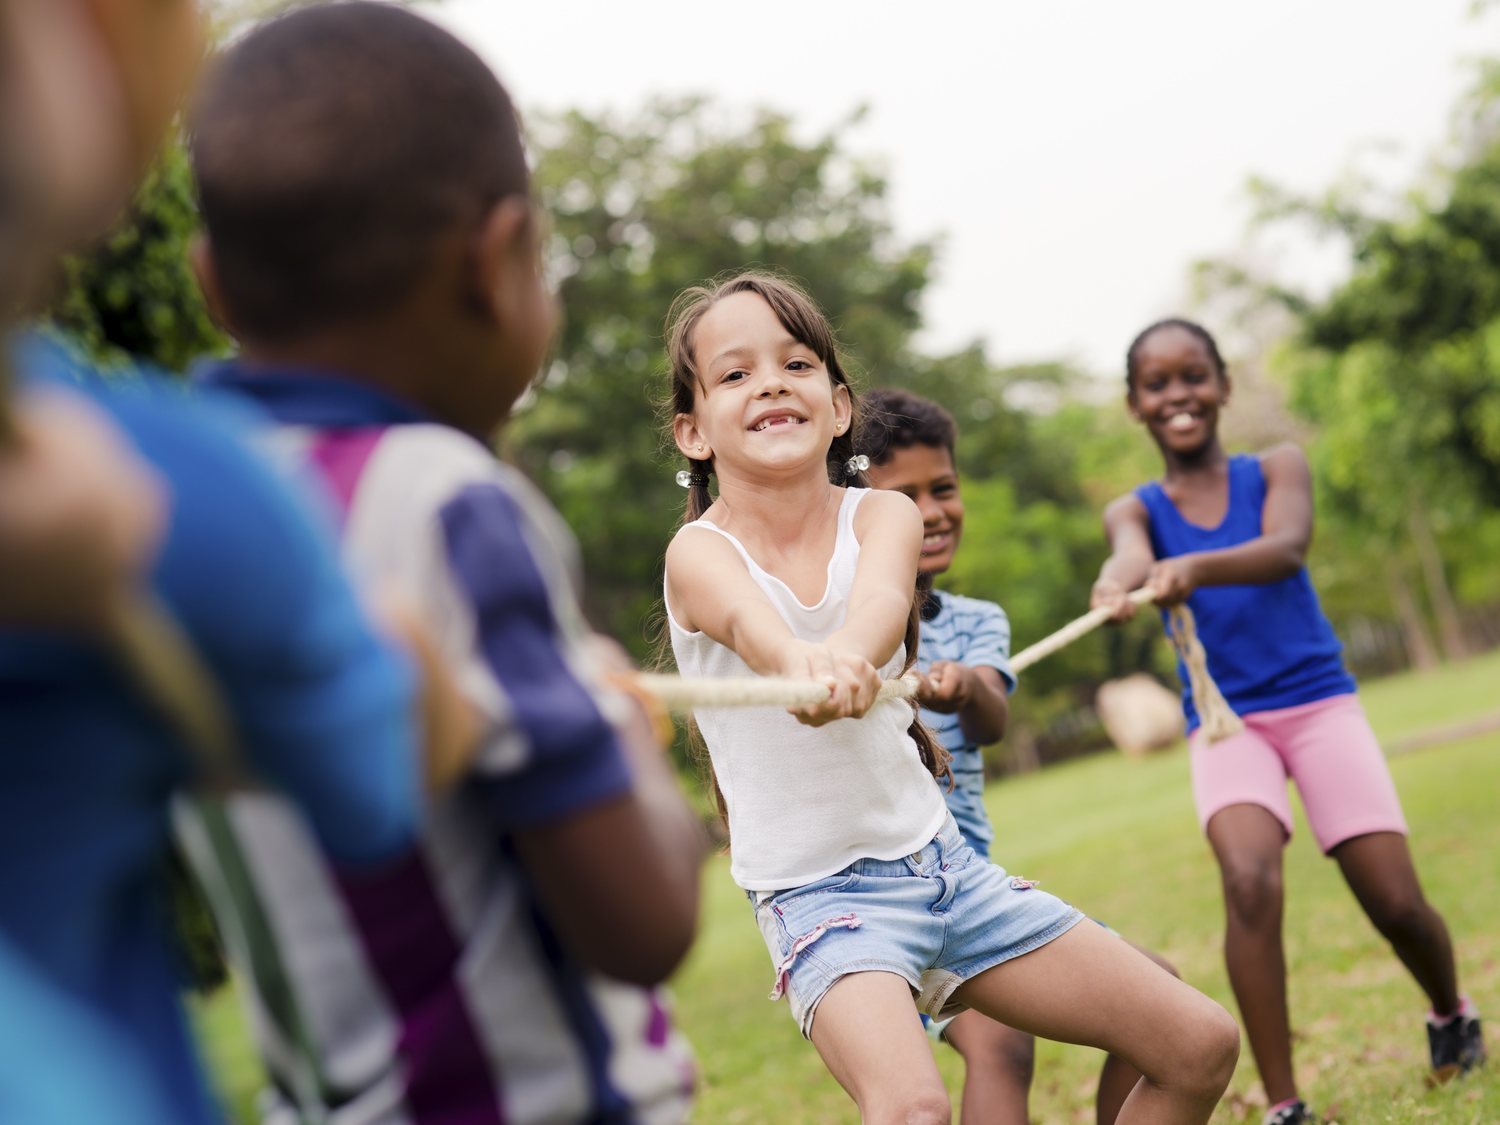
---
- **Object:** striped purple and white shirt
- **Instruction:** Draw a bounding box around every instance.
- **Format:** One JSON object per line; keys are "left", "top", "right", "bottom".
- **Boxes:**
{"left": 177, "top": 364, "right": 694, "bottom": 1125}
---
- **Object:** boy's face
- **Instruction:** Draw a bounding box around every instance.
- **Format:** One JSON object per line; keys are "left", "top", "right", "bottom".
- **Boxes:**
{"left": 864, "top": 443, "right": 964, "bottom": 576}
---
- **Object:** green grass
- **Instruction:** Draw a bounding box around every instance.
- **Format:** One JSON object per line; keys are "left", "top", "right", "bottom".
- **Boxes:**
{"left": 195, "top": 649, "right": 1500, "bottom": 1122}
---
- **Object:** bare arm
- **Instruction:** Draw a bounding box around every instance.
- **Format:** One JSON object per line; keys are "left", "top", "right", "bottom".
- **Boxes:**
{"left": 665, "top": 519, "right": 885, "bottom": 725}
{"left": 919, "top": 662, "right": 1009, "bottom": 744}
{"left": 1147, "top": 445, "right": 1313, "bottom": 606}
{"left": 827, "top": 489, "right": 924, "bottom": 667}
{"left": 1090, "top": 492, "right": 1156, "bottom": 621}
{"left": 665, "top": 525, "right": 800, "bottom": 676}
{"left": 367, "top": 591, "right": 483, "bottom": 794}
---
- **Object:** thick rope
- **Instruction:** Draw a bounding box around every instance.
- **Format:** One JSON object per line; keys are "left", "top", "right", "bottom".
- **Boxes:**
{"left": 1163, "top": 604, "right": 1243, "bottom": 742}
{"left": 636, "top": 585, "right": 1244, "bottom": 743}
{"left": 1008, "top": 587, "right": 1156, "bottom": 673}
{"left": 631, "top": 671, "right": 920, "bottom": 712}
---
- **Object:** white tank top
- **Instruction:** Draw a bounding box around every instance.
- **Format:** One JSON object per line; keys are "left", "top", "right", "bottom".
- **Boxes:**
{"left": 666, "top": 487, "right": 948, "bottom": 891}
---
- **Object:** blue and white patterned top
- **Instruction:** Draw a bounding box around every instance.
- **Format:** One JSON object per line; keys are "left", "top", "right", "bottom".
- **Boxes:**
{"left": 916, "top": 590, "right": 1016, "bottom": 859}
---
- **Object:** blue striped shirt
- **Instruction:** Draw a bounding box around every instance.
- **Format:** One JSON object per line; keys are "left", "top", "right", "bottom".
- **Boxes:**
{"left": 916, "top": 591, "right": 1015, "bottom": 856}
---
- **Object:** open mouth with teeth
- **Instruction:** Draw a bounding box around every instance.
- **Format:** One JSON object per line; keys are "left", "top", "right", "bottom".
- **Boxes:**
{"left": 921, "top": 529, "right": 953, "bottom": 554}
{"left": 1164, "top": 412, "right": 1201, "bottom": 433}
{"left": 749, "top": 413, "right": 807, "bottom": 432}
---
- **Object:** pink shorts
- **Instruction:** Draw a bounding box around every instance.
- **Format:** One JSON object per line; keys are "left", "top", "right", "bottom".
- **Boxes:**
{"left": 1190, "top": 693, "right": 1408, "bottom": 854}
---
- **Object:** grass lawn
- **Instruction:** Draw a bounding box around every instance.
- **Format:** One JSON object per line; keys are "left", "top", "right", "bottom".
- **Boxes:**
{"left": 195, "top": 649, "right": 1500, "bottom": 1122}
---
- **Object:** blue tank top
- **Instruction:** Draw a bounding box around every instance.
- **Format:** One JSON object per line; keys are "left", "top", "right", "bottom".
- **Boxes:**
{"left": 1134, "top": 453, "right": 1355, "bottom": 732}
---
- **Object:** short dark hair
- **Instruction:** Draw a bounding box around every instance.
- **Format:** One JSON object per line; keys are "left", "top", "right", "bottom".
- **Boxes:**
{"left": 190, "top": 1, "right": 529, "bottom": 341}
{"left": 858, "top": 387, "right": 957, "bottom": 466}
{"left": 1125, "top": 318, "right": 1227, "bottom": 386}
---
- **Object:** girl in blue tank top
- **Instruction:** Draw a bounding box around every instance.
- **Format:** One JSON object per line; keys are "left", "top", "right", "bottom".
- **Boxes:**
{"left": 1092, "top": 319, "right": 1482, "bottom": 1124}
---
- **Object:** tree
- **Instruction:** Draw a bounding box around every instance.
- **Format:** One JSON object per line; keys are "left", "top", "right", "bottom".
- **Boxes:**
{"left": 48, "top": 142, "right": 227, "bottom": 373}
{"left": 1194, "top": 61, "right": 1500, "bottom": 661}
{"left": 512, "top": 99, "right": 938, "bottom": 650}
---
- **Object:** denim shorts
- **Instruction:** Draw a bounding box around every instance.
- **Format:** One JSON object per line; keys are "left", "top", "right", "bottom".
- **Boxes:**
{"left": 748, "top": 815, "right": 1083, "bottom": 1038}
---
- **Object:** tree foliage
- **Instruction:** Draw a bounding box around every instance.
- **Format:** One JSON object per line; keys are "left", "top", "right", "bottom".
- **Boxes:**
{"left": 48, "top": 142, "right": 227, "bottom": 373}
{"left": 512, "top": 99, "right": 939, "bottom": 648}
{"left": 1197, "top": 60, "right": 1500, "bottom": 660}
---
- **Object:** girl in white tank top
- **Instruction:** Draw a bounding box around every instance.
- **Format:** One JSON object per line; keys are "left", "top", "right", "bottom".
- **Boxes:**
{"left": 660, "top": 273, "right": 1239, "bottom": 1123}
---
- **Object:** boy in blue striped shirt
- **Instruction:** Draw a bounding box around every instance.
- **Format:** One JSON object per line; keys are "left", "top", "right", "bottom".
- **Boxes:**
{"left": 862, "top": 388, "right": 1153, "bottom": 1124}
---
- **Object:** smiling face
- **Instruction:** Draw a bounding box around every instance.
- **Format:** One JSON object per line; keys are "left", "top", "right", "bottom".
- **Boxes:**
{"left": 865, "top": 443, "right": 964, "bottom": 575}
{"left": 673, "top": 290, "right": 851, "bottom": 479}
{"left": 1127, "top": 325, "right": 1230, "bottom": 459}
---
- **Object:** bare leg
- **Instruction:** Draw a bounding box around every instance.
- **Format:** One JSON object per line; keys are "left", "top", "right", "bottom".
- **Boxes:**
{"left": 942, "top": 1011, "right": 1033, "bottom": 1124}
{"left": 1331, "top": 831, "right": 1461, "bottom": 1015}
{"left": 1094, "top": 1052, "right": 1139, "bottom": 1125}
{"left": 1093, "top": 943, "right": 1180, "bottom": 1125}
{"left": 952, "top": 922, "right": 1239, "bottom": 1124}
{"left": 1207, "top": 804, "right": 1296, "bottom": 1106}
{"left": 941, "top": 938, "right": 1179, "bottom": 1125}
{"left": 809, "top": 971, "right": 952, "bottom": 1124}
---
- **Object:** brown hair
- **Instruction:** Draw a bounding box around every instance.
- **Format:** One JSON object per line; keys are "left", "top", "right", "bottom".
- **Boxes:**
{"left": 661, "top": 272, "right": 950, "bottom": 817}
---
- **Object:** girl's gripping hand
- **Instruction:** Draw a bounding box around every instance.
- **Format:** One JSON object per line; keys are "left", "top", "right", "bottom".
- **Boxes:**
{"left": 1146, "top": 556, "right": 1199, "bottom": 606}
{"left": 779, "top": 640, "right": 880, "bottom": 726}
{"left": 1089, "top": 577, "right": 1139, "bottom": 622}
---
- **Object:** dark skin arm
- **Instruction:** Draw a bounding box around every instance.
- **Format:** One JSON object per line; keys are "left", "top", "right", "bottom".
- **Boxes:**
{"left": 917, "top": 661, "right": 1009, "bottom": 745}
{"left": 1092, "top": 445, "right": 1314, "bottom": 617}
{"left": 512, "top": 642, "right": 705, "bottom": 987}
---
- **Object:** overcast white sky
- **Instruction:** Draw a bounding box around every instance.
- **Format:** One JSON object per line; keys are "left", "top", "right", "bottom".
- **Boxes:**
{"left": 432, "top": 0, "right": 1492, "bottom": 375}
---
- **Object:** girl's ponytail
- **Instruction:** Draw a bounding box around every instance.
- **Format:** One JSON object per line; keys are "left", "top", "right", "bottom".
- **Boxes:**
{"left": 902, "top": 591, "right": 951, "bottom": 787}
{"left": 681, "top": 462, "right": 713, "bottom": 523}
{"left": 844, "top": 445, "right": 949, "bottom": 787}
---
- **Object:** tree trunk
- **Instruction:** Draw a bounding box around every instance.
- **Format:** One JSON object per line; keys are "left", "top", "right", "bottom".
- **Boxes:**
{"left": 1384, "top": 562, "right": 1440, "bottom": 672}
{"left": 1408, "top": 505, "right": 1470, "bottom": 661}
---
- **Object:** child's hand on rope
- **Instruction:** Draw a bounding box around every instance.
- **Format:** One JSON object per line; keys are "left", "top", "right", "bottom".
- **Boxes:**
{"left": 588, "top": 636, "right": 674, "bottom": 754}
{"left": 780, "top": 640, "right": 879, "bottom": 726}
{"left": 368, "top": 587, "right": 482, "bottom": 793}
{"left": 916, "top": 660, "right": 974, "bottom": 713}
{"left": 0, "top": 391, "right": 167, "bottom": 630}
{"left": 1089, "top": 577, "right": 1140, "bottom": 622}
{"left": 1146, "top": 557, "right": 1199, "bottom": 607}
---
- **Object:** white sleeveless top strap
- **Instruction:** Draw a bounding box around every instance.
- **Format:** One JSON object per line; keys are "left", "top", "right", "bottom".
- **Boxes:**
{"left": 667, "top": 487, "right": 948, "bottom": 891}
